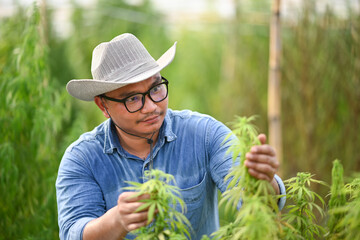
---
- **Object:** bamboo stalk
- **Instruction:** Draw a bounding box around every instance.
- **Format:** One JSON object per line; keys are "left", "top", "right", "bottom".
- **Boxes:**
{"left": 268, "top": 0, "right": 283, "bottom": 175}
{"left": 39, "top": 0, "right": 48, "bottom": 45}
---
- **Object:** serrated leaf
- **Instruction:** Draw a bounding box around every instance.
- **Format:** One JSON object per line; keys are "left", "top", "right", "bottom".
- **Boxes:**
{"left": 147, "top": 203, "right": 156, "bottom": 224}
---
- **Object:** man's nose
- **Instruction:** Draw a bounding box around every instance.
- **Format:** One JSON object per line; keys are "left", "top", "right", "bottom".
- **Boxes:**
{"left": 140, "top": 94, "right": 157, "bottom": 113}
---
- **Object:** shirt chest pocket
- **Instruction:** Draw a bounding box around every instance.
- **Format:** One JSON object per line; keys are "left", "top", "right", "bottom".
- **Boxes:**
{"left": 178, "top": 173, "right": 208, "bottom": 233}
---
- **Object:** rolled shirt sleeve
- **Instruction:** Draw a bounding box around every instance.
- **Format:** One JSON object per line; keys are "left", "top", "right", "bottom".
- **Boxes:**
{"left": 56, "top": 149, "right": 105, "bottom": 240}
{"left": 274, "top": 174, "right": 286, "bottom": 210}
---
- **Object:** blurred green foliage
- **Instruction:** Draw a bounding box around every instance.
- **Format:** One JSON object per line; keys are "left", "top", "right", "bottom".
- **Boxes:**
{"left": 0, "top": 0, "right": 359, "bottom": 238}
{"left": 281, "top": 3, "right": 360, "bottom": 182}
{"left": 0, "top": 4, "right": 73, "bottom": 239}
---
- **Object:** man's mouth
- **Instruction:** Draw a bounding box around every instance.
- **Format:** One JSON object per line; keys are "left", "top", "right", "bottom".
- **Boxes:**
{"left": 142, "top": 115, "right": 160, "bottom": 124}
{"left": 137, "top": 112, "right": 163, "bottom": 124}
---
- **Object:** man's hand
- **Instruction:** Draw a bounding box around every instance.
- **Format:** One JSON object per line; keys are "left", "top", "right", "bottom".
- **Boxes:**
{"left": 244, "top": 133, "right": 280, "bottom": 194}
{"left": 83, "top": 192, "right": 152, "bottom": 240}
{"left": 116, "top": 192, "right": 152, "bottom": 233}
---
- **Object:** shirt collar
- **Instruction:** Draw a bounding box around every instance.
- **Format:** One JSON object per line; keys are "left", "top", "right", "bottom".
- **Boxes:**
{"left": 103, "top": 110, "right": 177, "bottom": 154}
{"left": 162, "top": 111, "right": 177, "bottom": 142}
{"left": 103, "top": 119, "right": 118, "bottom": 154}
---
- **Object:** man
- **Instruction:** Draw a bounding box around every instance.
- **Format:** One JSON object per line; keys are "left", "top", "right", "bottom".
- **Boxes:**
{"left": 56, "top": 33, "right": 286, "bottom": 240}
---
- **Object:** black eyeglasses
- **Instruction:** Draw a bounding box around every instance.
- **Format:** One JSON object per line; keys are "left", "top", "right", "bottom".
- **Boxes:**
{"left": 101, "top": 76, "right": 169, "bottom": 113}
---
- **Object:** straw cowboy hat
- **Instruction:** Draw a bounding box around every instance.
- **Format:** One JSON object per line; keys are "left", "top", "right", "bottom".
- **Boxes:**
{"left": 66, "top": 33, "right": 177, "bottom": 101}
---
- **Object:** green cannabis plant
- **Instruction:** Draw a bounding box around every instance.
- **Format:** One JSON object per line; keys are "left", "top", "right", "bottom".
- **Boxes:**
{"left": 326, "top": 170, "right": 360, "bottom": 240}
{"left": 200, "top": 117, "right": 360, "bottom": 240}
{"left": 124, "top": 169, "right": 191, "bottom": 240}
{"left": 0, "top": 4, "right": 73, "bottom": 239}
{"left": 325, "top": 159, "right": 347, "bottom": 238}
{"left": 281, "top": 172, "right": 327, "bottom": 239}
{"left": 212, "top": 116, "right": 280, "bottom": 240}
{"left": 221, "top": 116, "right": 277, "bottom": 207}
{"left": 339, "top": 178, "right": 360, "bottom": 240}
{"left": 280, "top": 160, "right": 360, "bottom": 240}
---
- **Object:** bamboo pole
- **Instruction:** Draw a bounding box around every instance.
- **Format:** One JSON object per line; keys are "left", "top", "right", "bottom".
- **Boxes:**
{"left": 268, "top": 0, "right": 283, "bottom": 175}
{"left": 39, "top": 0, "right": 48, "bottom": 45}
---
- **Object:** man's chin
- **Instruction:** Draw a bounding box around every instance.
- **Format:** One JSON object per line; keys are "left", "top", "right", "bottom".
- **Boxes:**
{"left": 142, "top": 123, "right": 162, "bottom": 136}
{"left": 140, "top": 117, "right": 165, "bottom": 138}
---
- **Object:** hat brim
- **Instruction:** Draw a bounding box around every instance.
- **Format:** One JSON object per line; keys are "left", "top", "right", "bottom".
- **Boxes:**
{"left": 66, "top": 42, "right": 177, "bottom": 101}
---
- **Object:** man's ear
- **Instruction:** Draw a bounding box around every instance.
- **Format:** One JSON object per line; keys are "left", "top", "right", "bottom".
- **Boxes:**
{"left": 94, "top": 96, "right": 110, "bottom": 118}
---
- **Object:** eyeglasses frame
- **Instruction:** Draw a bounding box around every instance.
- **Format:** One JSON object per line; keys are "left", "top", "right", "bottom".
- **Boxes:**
{"left": 100, "top": 76, "right": 169, "bottom": 113}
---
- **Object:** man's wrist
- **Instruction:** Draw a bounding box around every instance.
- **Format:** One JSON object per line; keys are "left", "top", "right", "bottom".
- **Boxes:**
{"left": 83, "top": 207, "right": 127, "bottom": 240}
{"left": 271, "top": 177, "right": 281, "bottom": 195}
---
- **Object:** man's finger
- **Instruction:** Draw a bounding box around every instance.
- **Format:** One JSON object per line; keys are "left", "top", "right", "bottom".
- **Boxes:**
{"left": 126, "top": 220, "right": 149, "bottom": 232}
{"left": 247, "top": 168, "right": 272, "bottom": 182}
{"left": 250, "top": 145, "right": 276, "bottom": 157}
{"left": 246, "top": 152, "right": 278, "bottom": 168}
{"left": 120, "top": 201, "right": 150, "bottom": 214}
{"left": 245, "top": 160, "right": 276, "bottom": 176}
{"left": 257, "top": 133, "right": 267, "bottom": 145}
{"left": 125, "top": 211, "right": 149, "bottom": 224}
{"left": 120, "top": 192, "right": 150, "bottom": 203}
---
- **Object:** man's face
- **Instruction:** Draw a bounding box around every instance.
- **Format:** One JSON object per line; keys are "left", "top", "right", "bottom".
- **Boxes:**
{"left": 96, "top": 73, "right": 168, "bottom": 138}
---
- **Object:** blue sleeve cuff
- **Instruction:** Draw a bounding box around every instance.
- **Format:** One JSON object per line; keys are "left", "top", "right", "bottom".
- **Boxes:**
{"left": 274, "top": 174, "right": 286, "bottom": 211}
{"left": 65, "top": 217, "right": 94, "bottom": 240}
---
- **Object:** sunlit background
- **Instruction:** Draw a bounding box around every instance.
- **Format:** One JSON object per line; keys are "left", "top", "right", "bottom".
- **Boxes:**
{"left": 1, "top": 0, "right": 359, "bottom": 238}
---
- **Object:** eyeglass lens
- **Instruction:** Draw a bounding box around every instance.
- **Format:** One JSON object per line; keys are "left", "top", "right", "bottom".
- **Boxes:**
{"left": 125, "top": 82, "right": 168, "bottom": 112}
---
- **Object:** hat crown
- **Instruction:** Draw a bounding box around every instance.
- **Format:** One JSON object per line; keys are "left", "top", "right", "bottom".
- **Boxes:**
{"left": 66, "top": 33, "right": 176, "bottom": 101}
{"left": 91, "top": 33, "right": 157, "bottom": 82}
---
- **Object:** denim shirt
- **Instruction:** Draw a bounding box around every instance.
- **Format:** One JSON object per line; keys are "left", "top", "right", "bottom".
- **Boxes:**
{"left": 56, "top": 109, "right": 286, "bottom": 240}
